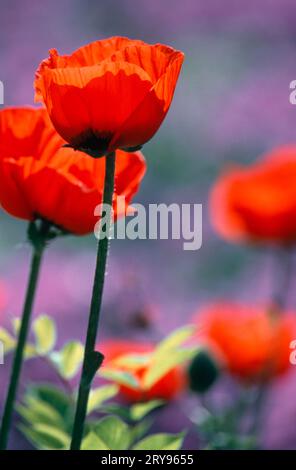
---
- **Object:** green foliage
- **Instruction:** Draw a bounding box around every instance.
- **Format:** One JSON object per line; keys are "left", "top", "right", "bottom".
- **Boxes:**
{"left": 87, "top": 385, "right": 119, "bottom": 415}
{"left": 81, "top": 416, "right": 185, "bottom": 451}
{"left": 129, "top": 419, "right": 152, "bottom": 443}
{"left": 0, "top": 327, "right": 15, "bottom": 353}
{"left": 143, "top": 347, "right": 196, "bottom": 389}
{"left": 50, "top": 341, "right": 84, "bottom": 379}
{"left": 18, "top": 383, "right": 184, "bottom": 451}
{"left": 129, "top": 400, "right": 165, "bottom": 421}
{"left": 32, "top": 384, "right": 71, "bottom": 417}
{"left": 17, "top": 382, "right": 123, "bottom": 450}
{"left": 2, "top": 318, "right": 197, "bottom": 394}
{"left": 155, "top": 325, "right": 196, "bottom": 353}
{"left": 101, "top": 399, "right": 164, "bottom": 422}
{"left": 17, "top": 385, "right": 74, "bottom": 446}
{"left": 98, "top": 325, "right": 197, "bottom": 391}
{"left": 19, "top": 423, "right": 70, "bottom": 450}
{"left": 91, "top": 415, "right": 131, "bottom": 450}
{"left": 193, "top": 392, "right": 259, "bottom": 450}
{"left": 81, "top": 431, "right": 108, "bottom": 450}
{"left": 1, "top": 315, "right": 84, "bottom": 380}
{"left": 142, "top": 326, "right": 197, "bottom": 389}
{"left": 110, "top": 353, "right": 150, "bottom": 369}
{"left": 132, "top": 432, "right": 185, "bottom": 450}
{"left": 33, "top": 315, "right": 56, "bottom": 355}
{"left": 99, "top": 368, "right": 140, "bottom": 388}
{"left": 8, "top": 317, "right": 191, "bottom": 451}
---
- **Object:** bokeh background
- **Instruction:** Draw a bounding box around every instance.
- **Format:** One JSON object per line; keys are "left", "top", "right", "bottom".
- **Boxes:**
{"left": 1, "top": 0, "right": 296, "bottom": 449}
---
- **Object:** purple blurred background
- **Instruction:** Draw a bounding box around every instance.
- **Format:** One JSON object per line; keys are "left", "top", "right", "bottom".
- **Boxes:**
{"left": 1, "top": 0, "right": 296, "bottom": 449}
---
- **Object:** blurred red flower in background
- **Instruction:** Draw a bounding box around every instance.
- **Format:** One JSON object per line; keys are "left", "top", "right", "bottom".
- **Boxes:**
{"left": 100, "top": 340, "right": 186, "bottom": 402}
{"left": 195, "top": 303, "right": 296, "bottom": 382}
{"left": 0, "top": 107, "right": 146, "bottom": 234}
{"left": 210, "top": 147, "right": 296, "bottom": 244}
{"left": 35, "top": 37, "right": 184, "bottom": 156}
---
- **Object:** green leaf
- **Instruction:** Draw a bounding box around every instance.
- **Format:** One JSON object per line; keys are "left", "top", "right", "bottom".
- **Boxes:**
{"left": 17, "top": 396, "right": 64, "bottom": 428}
{"left": 99, "top": 368, "right": 140, "bottom": 389}
{"left": 19, "top": 423, "right": 70, "bottom": 450}
{"left": 81, "top": 432, "right": 109, "bottom": 450}
{"left": 129, "top": 419, "right": 152, "bottom": 445}
{"left": 87, "top": 385, "right": 119, "bottom": 415}
{"left": 133, "top": 432, "right": 185, "bottom": 450}
{"left": 130, "top": 400, "right": 165, "bottom": 421}
{"left": 99, "top": 403, "right": 132, "bottom": 421}
{"left": 143, "top": 347, "right": 197, "bottom": 389}
{"left": 0, "top": 327, "right": 15, "bottom": 353}
{"left": 155, "top": 325, "right": 196, "bottom": 354}
{"left": 33, "top": 315, "right": 56, "bottom": 355}
{"left": 112, "top": 353, "right": 150, "bottom": 371}
{"left": 92, "top": 416, "right": 131, "bottom": 450}
{"left": 12, "top": 318, "right": 21, "bottom": 335}
{"left": 18, "top": 425, "right": 47, "bottom": 450}
{"left": 50, "top": 341, "right": 84, "bottom": 379}
{"left": 24, "top": 343, "right": 38, "bottom": 359}
{"left": 28, "top": 384, "right": 71, "bottom": 418}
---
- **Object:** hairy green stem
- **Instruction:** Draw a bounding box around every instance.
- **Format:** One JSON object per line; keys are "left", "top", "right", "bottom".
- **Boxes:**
{"left": 0, "top": 223, "right": 48, "bottom": 449}
{"left": 70, "top": 152, "right": 116, "bottom": 450}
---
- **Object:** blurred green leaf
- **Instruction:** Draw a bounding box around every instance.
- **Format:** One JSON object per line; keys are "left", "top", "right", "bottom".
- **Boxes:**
{"left": 18, "top": 384, "right": 74, "bottom": 445}
{"left": 24, "top": 343, "right": 38, "bottom": 359}
{"left": 0, "top": 327, "right": 15, "bottom": 353}
{"left": 92, "top": 416, "right": 131, "bottom": 450}
{"left": 99, "top": 368, "right": 140, "bottom": 389}
{"left": 129, "top": 419, "right": 152, "bottom": 444}
{"left": 112, "top": 353, "right": 150, "bottom": 371}
{"left": 99, "top": 403, "right": 132, "bottom": 421}
{"left": 19, "top": 423, "right": 70, "bottom": 450}
{"left": 50, "top": 341, "right": 84, "bottom": 379}
{"left": 130, "top": 400, "right": 165, "bottom": 421}
{"left": 28, "top": 384, "right": 71, "bottom": 418}
{"left": 12, "top": 318, "right": 21, "bottom": 335}
{"left": 100, "top": 400, "right": 164, "bottom": 424}
{"left": 17, "top": 396, "right": 64, "bottom": 428}
{"left": 143, "top": 347, "right": 197, "bottom": 389}
{"left": 133, "top": 432, "right": 185, "bottom": 450}
{"left": 155, "top": 325, "right": 196, "bottom": 354}
{"left": 87, "top": 385, "right": 119, "bottom": 415}
{"left": 81, "top": 431, "right": 109, "bottom": 450}
{"left": 33, "top": 315, "right": 56, "bottom": 355}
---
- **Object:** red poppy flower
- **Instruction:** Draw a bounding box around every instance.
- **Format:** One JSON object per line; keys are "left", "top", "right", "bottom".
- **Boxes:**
{"left": 35, "top": 36, "right": 184, "bottom": 157}
{"left": 100, "top": 340, "right": 186, "bottom": 402}
{"left": 0, "top": 107, "right": 146, "bottom": 234}
{"left": 210, "top": 147, "right": 296, "bottom": 244}
{"left": 195, "top": 303, "right": 296, "bottom": 382}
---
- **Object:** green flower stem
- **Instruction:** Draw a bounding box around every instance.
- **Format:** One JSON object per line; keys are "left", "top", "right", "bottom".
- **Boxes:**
{"left": 70, "top": 152, "right": 116, "bottom": 450}
{"left": 0, "top": 222, "right": 49, "bottom": 450}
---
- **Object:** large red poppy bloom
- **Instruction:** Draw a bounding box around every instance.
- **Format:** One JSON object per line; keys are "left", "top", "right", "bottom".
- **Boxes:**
{"left": 100, "top": 340, "right": 185, "bottom": 402}
{"left": 210, "top": 147, "right": 296, "bottom": 244}
{"left": 35, "top": 37, "right": 184, "bottom": 156}
{"left": 195, "top": 303, "right": 296, "bottom": 382}
{"left": 0, "top": 107, "right": 146, "bottom": 234}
